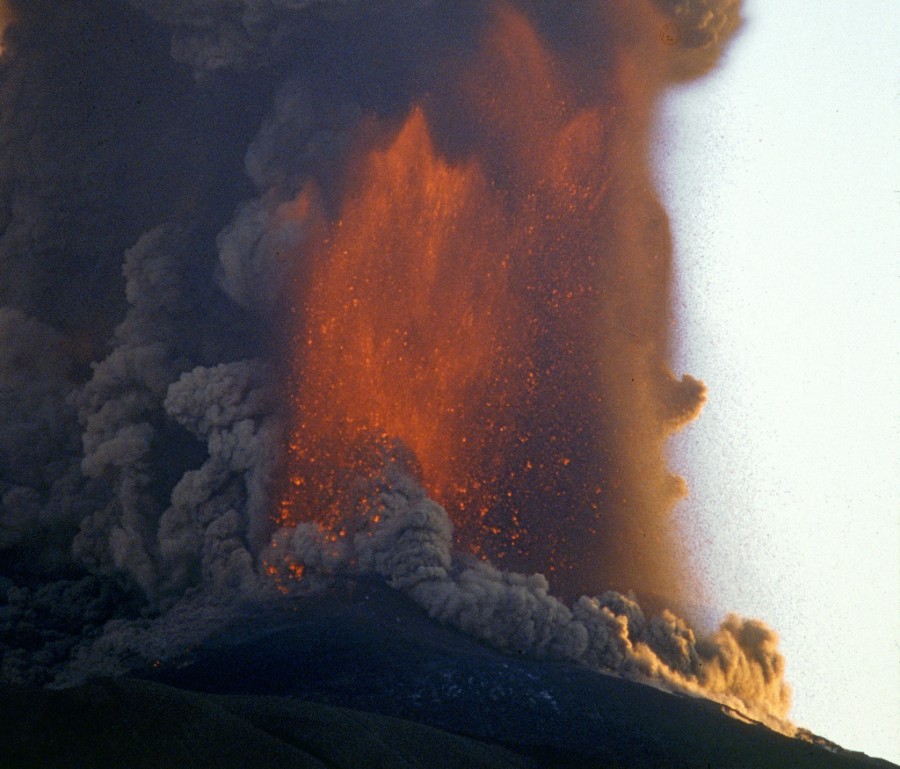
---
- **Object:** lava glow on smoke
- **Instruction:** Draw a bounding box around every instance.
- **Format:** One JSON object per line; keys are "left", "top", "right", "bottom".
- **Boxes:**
{"left": 279, "top": 4, "right": 706, "bottom": 602}
{"left": 0, "top": 0, "right": 14, "bottom": 57}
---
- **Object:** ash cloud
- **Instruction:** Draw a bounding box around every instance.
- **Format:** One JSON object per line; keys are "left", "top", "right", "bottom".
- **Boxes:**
{"left": 0, "top": 309, "right": 83, "bottom": 574}
{"left": 0, "top": 0, "right": 787, "bottom": 736}
{"left": 130, "top": 0, "right": 439, "bottom": 77}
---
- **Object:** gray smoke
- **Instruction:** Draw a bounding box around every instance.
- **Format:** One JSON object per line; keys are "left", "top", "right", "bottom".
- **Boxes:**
{"left": 265, "top": 457, "right": 791, "bottom": 729}
{"left": 160, "top": 360, "right": 277, "bottom": 596}
{"left": 0, "top": 309, "right": 80, "bottom": 567}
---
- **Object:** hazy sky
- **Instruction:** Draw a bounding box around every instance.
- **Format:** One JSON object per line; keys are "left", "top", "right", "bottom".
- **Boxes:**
{"left": 654, "top": 0, "right": 900, "bottom": 761}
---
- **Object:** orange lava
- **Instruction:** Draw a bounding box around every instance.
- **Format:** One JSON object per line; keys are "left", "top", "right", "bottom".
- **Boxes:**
{"left": 279, "top": 3, "right": 698, "bottom": 600}
{"left": 280, "top": 108, "right": 520, "bottom": 540}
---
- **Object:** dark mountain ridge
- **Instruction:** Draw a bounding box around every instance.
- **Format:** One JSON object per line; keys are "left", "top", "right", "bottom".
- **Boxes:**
{"left": 4, "top": 579, "right": 889, "bottom": 769}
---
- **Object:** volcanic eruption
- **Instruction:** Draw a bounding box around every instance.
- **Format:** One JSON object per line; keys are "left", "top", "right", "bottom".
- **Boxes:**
{"left": 258, "top": 0, "right": 788, "bottom": 726}
{"left": 277, "top": 5, "right": 708, "bottom": 604}
{"left": 0, "top": 0, "right": 816, "bottom": 752}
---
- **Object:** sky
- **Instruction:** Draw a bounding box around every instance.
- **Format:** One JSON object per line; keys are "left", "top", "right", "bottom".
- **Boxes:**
{"left": 654, "top": 0, "right": 900, "bottom": 761}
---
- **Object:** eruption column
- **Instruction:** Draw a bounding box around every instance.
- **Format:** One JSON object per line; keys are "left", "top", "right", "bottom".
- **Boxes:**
{"left": 280, "top": 4, "right": 706, "bottom": 603}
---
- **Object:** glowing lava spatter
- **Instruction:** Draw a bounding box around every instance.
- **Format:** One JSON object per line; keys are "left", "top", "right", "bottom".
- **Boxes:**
{"left": 280, "top": 4, "right": 705, "bottom": 601}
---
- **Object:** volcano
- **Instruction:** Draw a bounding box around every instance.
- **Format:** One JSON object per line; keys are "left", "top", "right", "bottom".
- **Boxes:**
{"left": 1, "top": 0, "right": 894, "bottom": 765}
{"left": 2, "top": 581, "right": 896, "bottom": 769}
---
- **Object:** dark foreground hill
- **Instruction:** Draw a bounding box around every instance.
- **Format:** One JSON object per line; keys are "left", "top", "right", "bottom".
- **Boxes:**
{"left": 1, "top": 580, "right": 895, "bottom": 769}
{"left": 0, "top": 679, "right": 533, "bottom": 769}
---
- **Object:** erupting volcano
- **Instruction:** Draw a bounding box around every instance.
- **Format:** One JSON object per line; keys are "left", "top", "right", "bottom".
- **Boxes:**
{"left": 278, "top": 5, "right": 706, "bottom": 602}
{"left": 18, "top": 0, "right": 892, "bottom": 765}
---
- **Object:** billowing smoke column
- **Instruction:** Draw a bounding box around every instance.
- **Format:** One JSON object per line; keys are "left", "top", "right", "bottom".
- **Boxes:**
{"left": 0, "top": 0, "right": 791, "bottom": 732}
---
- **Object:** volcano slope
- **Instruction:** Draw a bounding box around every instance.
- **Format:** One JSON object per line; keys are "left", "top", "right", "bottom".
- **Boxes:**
{"left": 1, "top": 580, "right": 895, "bottom": 769}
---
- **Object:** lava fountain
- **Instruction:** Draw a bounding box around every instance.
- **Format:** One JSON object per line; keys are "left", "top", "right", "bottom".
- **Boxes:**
{"left": 279, "top": 3, "right": 707, "bottom": 602}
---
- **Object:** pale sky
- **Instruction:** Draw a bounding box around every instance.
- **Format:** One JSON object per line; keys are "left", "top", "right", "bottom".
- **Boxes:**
{"left": 653, "top": 0, "right": 900, "bottom": 762}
